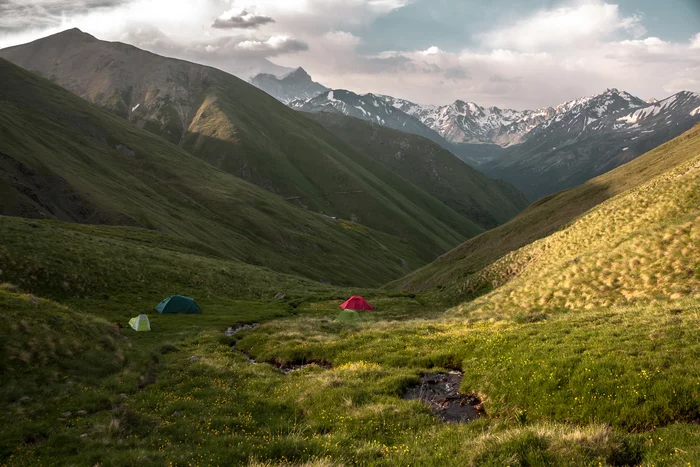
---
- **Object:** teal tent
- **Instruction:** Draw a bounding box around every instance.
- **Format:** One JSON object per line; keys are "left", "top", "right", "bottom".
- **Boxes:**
{"left": 155, "top": 295, "right": 202, "bottom": 314}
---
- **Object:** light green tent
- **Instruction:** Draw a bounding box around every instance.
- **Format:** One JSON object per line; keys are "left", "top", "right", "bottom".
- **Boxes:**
{"left": 129, "top": 314, "right": 151, "bottom": 332}
{"left": 335, "top": 309, "right": 360, "bottom": 322}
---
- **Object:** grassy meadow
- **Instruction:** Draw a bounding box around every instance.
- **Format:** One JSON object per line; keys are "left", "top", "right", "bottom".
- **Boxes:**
{"left": 1, "top": 125, "right": 700, "bottom": 465}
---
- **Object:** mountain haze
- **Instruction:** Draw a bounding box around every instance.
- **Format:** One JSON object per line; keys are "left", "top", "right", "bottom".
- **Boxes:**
{"left": 251, "top": 67, "right": 329, "bottom": 104}
{"left": 482, "top": 89, "right": 700, "bottom": 199}
{"left": 290, "top": 79, "right": 700, "bottom": 199}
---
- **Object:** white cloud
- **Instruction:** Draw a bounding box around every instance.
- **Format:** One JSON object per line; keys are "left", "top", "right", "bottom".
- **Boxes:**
{"left": 480, "top": 1, "right": 646, "bottom": 52}
{"left": 421, "top": 46, "right": 441, "bottom": 55}
{"left": 235, "top": 35, "right": 308, "bottom": 56}
{"left": 213, "top": 8, "right": 275, "bottom": 30}
{"left": 691, "top": 33, "right": 700, "bottom": 50}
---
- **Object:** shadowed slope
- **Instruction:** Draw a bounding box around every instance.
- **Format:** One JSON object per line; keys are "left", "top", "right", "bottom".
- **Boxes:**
{"left": 305, "top": 111, "right": 529, "bottom": 230}
{"left": 0, "top": 57, "right": 446, "bottom": 286}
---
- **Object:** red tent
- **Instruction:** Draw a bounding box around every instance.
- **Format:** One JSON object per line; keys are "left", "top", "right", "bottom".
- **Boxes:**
{"left": 340, "top": 296, "right": 374, "bottom": 311}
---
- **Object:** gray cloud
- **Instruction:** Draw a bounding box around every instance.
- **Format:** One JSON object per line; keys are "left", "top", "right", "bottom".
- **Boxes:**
{"left": 0, "top": 0, "right": 127, "bottom": 32}
{"left": 445, "top": 67, "right": 471, "bottom": 81}
{"left": 115, "top": 24, "right": 306, "bottom": 77}
{"left": 212, "top": 10, "right": 275, "bottom": 30}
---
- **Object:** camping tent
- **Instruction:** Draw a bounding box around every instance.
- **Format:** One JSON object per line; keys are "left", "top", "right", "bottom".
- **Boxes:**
{"left": 340, "top": 296, "right": 374, "bottom": 311}
{"left": 129, "top": 314, "right": 151, "bottom": 331}
{"left": 335, "top": 309, "right": 360, "bottom": 322}
{"left": 155, "top": 295, "right": 202, "bottom": 314}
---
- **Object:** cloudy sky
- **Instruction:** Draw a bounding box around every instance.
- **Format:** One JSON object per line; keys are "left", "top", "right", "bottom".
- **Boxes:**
{"left": 1, "top": 0, "right": 699, "bottom": 108}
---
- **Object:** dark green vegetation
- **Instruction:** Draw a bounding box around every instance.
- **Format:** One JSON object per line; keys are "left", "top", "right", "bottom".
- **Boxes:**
{"left": 0, "top": 29, "right": 527, "bottom": 252}
{"left": 305, "top": 112, "right": 528, "bottom": 229}
{"left": 0, "top": 56, "right": 470, "bottom": 286}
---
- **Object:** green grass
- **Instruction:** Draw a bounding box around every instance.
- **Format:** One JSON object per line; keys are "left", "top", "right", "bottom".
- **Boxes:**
{"left": 390, "top": 124, "right": 700, "bottom": 300}
{"left": 0, "top": 216, "right": 342, "bottom": 302}
{"left": 4, "top": 289, "right": 698, "bottom": 465}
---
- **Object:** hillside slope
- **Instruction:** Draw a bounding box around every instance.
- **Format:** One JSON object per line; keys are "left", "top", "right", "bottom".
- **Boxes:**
{"left": 0, "top": 57, "right": 450, "bottom": 286}
{"left": 0, "top": 29, "right": 494, "bottom": 252}
{"left": 391, "top": 125, "right": 700, "bottom": 296}
{"left": 305, "top": 111, "right": 529, "bottom": 229}
{"left": 455, "top": 132, "right": 699, "bottom": 320}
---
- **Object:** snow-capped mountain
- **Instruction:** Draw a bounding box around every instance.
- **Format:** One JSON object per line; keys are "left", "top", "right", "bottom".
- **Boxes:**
{"left": 479, "top": 90, "right": 700, "bottom": 199}
{"left": 291, "top": 90, "right": 450, "bottom": 148}
{"left": 251, "top": 67, "right": 329, "bottom": 104}
{"left": 380, "top": 95, "right": 550, "bottom": 146}
{"left": 515, "top": 88, "right": 647, "bottom": 146}
{"left": 380, "top": 88, "right": 646, "bottom": 147}
{"left": 286, "top": 70, "right": 700, "bottom": 200}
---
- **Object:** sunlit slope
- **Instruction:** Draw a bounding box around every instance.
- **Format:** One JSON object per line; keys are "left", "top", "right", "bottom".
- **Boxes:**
{"left": 453, "top": 146, "right": 698, "bottom": 320}
{"left": 391, "top": 125, "right": 700, "bottom": 297}
{"left": 0, "top": 58, "right": 436, "bottom": 286}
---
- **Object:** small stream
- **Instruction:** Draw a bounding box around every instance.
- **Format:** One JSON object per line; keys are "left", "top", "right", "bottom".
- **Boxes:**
{"left": 226, "top": 324, "right": 331, "bottom": 375}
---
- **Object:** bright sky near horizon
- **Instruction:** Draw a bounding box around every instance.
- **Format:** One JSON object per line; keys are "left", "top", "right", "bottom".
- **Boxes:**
{"left": 1, "top": 0, "right": 699, "bottom": 109}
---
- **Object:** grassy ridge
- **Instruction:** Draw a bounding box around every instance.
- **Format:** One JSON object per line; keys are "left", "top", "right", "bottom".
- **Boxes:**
{"left": 391, "top": 124, "right": 700, "bottom": 298}
{"left": 0, "top": 58, "right": 446, "bottom": 287}
{"left": 0, "top": 216, "right": 340, "bottom": 302}
{"left": 454, "top": 145, "right": 699, "bottom": 321}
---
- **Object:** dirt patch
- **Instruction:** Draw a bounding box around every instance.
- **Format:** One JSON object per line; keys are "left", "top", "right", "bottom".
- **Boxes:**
{"left": 403, "top": 372, "right": 483, "bottom": 423}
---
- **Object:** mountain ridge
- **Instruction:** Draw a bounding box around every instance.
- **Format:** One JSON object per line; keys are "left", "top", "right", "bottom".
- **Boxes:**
{"left": 1, "top": 29, "right": 523, "bottom": 256}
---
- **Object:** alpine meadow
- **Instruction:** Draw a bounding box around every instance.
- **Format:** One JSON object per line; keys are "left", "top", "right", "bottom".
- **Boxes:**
{"left": 0, "top": 1, "right": 699, "bottom": 466}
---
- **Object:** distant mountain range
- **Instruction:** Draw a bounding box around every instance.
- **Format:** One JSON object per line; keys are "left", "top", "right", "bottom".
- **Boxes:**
{"left": 251, "top": 68, "right": 700, "bottom": 199}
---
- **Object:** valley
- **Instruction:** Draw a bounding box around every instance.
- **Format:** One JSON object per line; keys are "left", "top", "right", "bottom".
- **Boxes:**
{"left": 0, "top": 16, "right": 699, "bottom": 467}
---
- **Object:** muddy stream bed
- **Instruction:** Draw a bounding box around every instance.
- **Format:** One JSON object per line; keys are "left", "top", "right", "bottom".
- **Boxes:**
{"left": 403, "top": 372, "right": 484, "bottom": 423}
